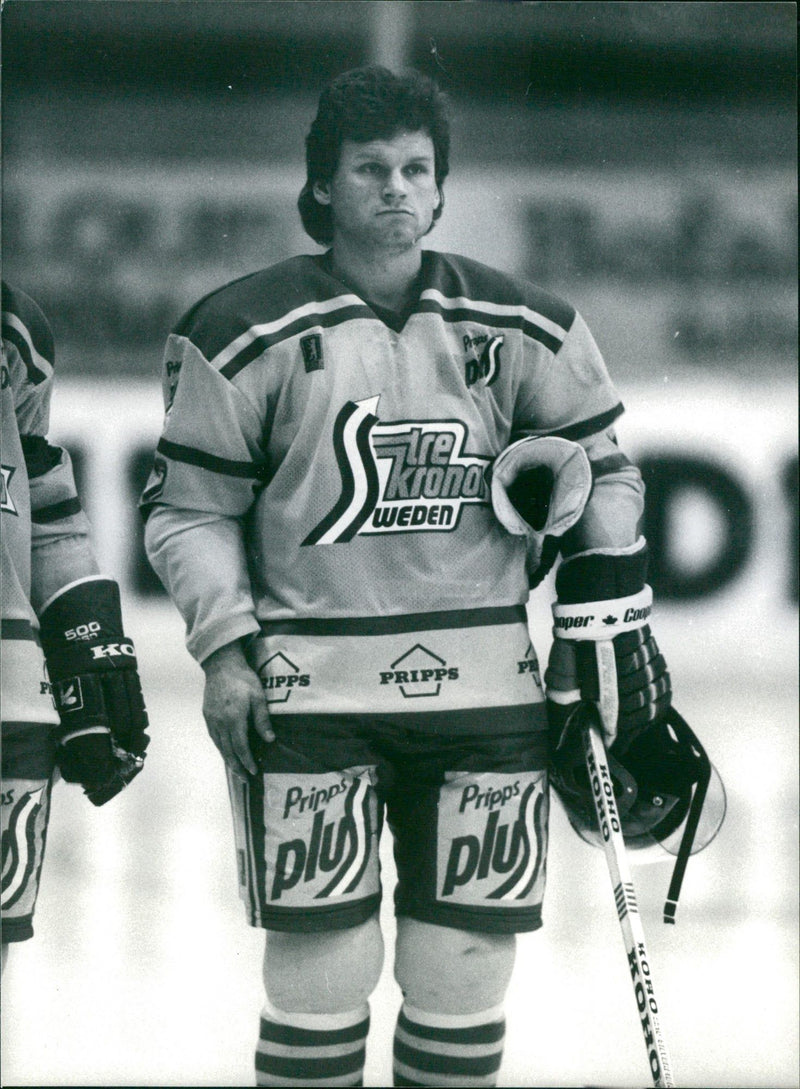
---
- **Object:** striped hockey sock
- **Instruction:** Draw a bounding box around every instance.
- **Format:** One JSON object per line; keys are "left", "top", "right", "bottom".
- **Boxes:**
{"left": 255, "top": 1003, "right": 370, "bottom": 1087}
{"left": 392, "top": 1002, "right": 506, "bottom": 1087}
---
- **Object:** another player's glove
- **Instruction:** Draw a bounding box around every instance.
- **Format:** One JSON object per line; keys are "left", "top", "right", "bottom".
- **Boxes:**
{"left": 490, "top": 435, "right": 593, "bottom": 588}
{"left": 39, "top": 577, "right": 149, "bottom": 806}
{"left": 544, "top": 538, "right": 672, "bottom": 753}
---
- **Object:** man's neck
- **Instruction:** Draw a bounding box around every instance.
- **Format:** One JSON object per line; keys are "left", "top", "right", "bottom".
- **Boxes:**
{"left": 330, "top": 241, "right": 423, "bottom": 313}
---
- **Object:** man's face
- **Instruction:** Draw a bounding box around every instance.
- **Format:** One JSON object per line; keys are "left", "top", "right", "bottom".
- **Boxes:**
{"left": 313, "top": 130, "right": 440, "bottom": 254}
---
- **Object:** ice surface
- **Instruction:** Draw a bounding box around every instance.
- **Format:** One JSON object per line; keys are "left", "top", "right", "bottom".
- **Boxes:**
{"left": 2, "top": 602, "right": 797, "bottom": 1088}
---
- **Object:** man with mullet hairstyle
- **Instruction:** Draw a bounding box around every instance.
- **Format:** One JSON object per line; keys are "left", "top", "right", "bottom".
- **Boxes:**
{"left": 142, "top": 66, "right": 674, "bottom": 1086}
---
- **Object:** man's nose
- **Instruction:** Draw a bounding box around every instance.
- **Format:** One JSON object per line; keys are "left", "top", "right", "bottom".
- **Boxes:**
{"left": 382, "top": 169, "right": 408, "bottom": 198}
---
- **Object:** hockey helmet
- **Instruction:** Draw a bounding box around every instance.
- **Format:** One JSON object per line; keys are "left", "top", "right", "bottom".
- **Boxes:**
{"left": 550, "top": 704, "right": 726, "bottom": 922}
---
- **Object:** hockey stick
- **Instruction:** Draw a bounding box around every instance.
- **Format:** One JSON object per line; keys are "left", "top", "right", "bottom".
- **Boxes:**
{"left": 581, "top": 640, "right": 676, "bottom": 1088}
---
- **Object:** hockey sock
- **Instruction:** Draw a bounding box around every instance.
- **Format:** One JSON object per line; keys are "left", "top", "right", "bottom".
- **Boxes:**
{"left": 392, "top": 1002, "right": 506, "bottom": 1087}
{"left": 255, "top": 1003, "right": 370, "bottom": 1087}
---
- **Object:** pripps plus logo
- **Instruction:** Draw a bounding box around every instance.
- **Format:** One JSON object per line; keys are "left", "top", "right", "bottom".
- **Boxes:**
{"left": 266, "top": 769, "right": 379, "bottom": 906}
{"left": 1, "top": 786, "right": 46, "bottom": 912}
{"left": 302, "top": 397, "right": 491, "bottom": 544}
{"left": 464, "top": 333, "right": 504, "bottom": 388}
{"left": 437, "top": 771, "right": 548, "bottom": 906}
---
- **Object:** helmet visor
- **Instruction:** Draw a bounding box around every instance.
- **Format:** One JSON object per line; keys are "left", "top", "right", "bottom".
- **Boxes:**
{"left": 621, "top": 762, "right": 727, "bottom": 858}
{"left": 565, "top": 760, "right": 726, "bottom": 861}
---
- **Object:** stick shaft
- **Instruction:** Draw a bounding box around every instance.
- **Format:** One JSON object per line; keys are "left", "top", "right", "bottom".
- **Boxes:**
{"left": 582, "top": 714, "right": 676, "bottom": 1088}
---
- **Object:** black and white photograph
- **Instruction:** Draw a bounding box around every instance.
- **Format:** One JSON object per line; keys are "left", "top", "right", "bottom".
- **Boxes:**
{"left": 1, "top": 3, "right": 797, "bottom": 1087}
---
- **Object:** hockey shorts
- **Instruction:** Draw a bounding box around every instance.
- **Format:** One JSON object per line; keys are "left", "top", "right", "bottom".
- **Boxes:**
{"left": 1, "top": 723, "right": 58, "bottom": 943}
{"left": 226, "top": 716, "right": 549, "bottom": 935}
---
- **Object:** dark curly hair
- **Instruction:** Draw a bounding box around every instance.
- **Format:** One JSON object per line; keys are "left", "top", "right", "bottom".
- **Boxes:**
{"left": 298, "top": 66, "right": 451, "bottom": 246}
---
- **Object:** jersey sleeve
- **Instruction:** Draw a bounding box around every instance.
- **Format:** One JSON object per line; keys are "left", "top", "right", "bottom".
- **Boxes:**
{"left": 27, "top": 442, "right": 100, "bottom": 612}
{"left": 514, "top": 308, "right": 624, "bottom": 442}
{"left": 2, "top": 281, "right": 99, "bottom": 611}
{"left": 562, "top": 429, "right": 645, "bottom": 554}
{"left": 141, "top": 330, "right": 269, "bottom": 662}
{"left": 3, "top": 279, "right": 56, "bottom": 439}
{"left": 515, "top": 304, "right": 644, "bottom": 552}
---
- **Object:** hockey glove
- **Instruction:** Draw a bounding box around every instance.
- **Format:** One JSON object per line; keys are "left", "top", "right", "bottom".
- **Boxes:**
{"left": 491, "top": 436, "right": 592, "bottom": 588}
{"left": 544, "top": 539, "right": 671, "bottom": 752}
{"left": 39, "top": 577, "right": 149, "bottom": 806}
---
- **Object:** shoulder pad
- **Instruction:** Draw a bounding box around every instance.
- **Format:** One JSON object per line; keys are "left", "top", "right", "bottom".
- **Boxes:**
{"left": 2, "top": 280, "right": 55, "bottom": 383}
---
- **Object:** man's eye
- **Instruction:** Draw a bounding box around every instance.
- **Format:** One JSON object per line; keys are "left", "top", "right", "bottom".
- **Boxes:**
{"left": 359, "top": 163, "right": 382, "bottom": 174}
{"left": 405, "top": 164, "right": 428, "bottom": 176}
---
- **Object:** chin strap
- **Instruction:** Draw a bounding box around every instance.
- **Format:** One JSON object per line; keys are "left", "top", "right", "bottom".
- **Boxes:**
{"left": 662, "top": 709, "right": 712, "bottom": 924}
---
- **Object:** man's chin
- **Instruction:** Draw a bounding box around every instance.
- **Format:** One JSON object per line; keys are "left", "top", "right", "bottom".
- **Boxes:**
{"left": 373, "top": 219, "right": 422, "bottom": 249}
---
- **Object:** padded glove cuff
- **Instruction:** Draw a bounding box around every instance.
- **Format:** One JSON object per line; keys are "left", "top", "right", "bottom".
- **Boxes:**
{"left": 39, "top": 577, "right": 136, "bottom": 677}
{"left": 554, "top": 538, "right": 649, "bottom": 604}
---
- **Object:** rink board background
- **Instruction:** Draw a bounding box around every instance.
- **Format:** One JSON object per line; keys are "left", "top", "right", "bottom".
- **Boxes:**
{"left": 1, "top": 378, "right": 797, "bottom": 1089}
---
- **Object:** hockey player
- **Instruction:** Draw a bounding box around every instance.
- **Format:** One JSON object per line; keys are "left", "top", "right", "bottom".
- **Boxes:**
{"left": 141, "top": 67, "right": 672, "bottom": 1087}
{"left": 1, "top": 282, "right": 149, "bottom": 974}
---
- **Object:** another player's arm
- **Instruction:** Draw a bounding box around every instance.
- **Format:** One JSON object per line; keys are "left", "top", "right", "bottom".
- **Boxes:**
{"left": 8, "top": 280, "right": 101, "bottom": 602}
{"left": 26, "top": 437, "right": 99, "bottom": 602}
{"left": 141, "top": 333, "right": 273, "bottom": 776}
{"left": 13, "top": 336, "right": 149, "bottom": 804}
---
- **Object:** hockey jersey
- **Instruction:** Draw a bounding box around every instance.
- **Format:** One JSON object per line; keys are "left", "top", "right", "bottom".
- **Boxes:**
{"left": 143, "top": 251, "right": 643, "bottom": 732}
{"left": 1, "top": 282, "right": 96, "bottom": 731}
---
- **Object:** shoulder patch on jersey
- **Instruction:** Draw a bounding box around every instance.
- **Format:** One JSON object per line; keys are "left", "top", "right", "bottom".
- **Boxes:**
{"left": 1, "top": 281, "right": 55, "bottom": 385}
{"left": 300, "top": 333, "right": 324, "bottom": 372}
{"left": 216, "top": 295, "right": 372, "bottom": 381}
{"left": 419, "top": 252, "right": 576, "bottom": 354}
{"left": 464, "top": 334, "right": 504, "bottom": 388}
{"left": 173, "top": 257, "right": 371, "bottom": 381}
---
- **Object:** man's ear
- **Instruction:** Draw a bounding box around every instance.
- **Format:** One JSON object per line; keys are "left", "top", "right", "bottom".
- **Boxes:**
{"left": 313, "top": 181, "right": 332, "bottom": 205}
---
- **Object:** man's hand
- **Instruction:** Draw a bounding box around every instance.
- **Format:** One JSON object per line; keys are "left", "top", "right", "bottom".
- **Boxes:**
{"left": 201, "top": 640, "right": 274, "bottom": 778}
